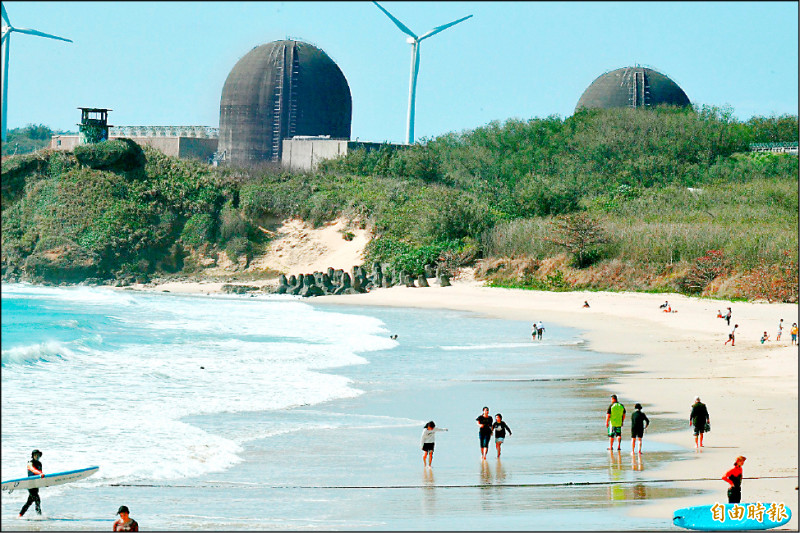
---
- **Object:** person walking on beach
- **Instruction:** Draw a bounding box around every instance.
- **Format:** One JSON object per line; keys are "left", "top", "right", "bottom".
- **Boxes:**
{"left": 724, "top": 324, "right": 738, "bottom": 346}
{"left": 531, "top": 322, "right": 537, "bottom": 341}
{"left": 536, "top": 320, "right": 545, "bottom": 340}
{"left": 630, "top": 403, "right": 650, "bottom": 455}
{"left": 791, "top": 323, "right": 798, "bottom": 346}
{"left": 476, "top": 406, "right": 493, "bottom": 460}
{"left": 492, "top": 414, "right": 512, "bottom": 458}
{"left": 776, "top": 318, "right": 784, "bottom": 341}
{"left": 420, "top": 421, "right": 447, "bottom": 467}
{"left": 18, "top": 449, "right": 45, "bottom": 518}
{"left": 722, "top": 456, "right": 746, "bottom": 504}
{"left": 113, "top": 505, "right": 139, "bottom": 531}
{"left": 724, "top": 307, "right": 732, "bottom": 326}
{"left": 605, "top": 395, "right": 626, "bottom": 451}
{"left": 690, "top": 396, "right": 710, "bottom": 449}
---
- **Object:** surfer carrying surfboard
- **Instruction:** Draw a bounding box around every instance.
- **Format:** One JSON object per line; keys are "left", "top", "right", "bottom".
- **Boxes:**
{"left": 18, "top": 449, "right": 45, "bottom": 517}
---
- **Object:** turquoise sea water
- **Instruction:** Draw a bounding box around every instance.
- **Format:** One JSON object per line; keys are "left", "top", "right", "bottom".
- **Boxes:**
{"left": 1, "top": 283, "right": 698, "bottom": 530}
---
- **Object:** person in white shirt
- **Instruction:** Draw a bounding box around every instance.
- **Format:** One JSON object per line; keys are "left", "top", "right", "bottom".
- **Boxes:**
{"left": 420, "top": 421, "right": 448, "bottom": 467}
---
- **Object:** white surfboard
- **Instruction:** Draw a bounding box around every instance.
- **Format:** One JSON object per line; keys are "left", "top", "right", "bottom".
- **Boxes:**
{"left": 2, "top": 466, "right": 99, "bottom": 493}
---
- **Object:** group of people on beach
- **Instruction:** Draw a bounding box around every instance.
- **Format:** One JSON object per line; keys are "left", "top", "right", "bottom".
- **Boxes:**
{"left": 715, "top": 307, "right": 794, "bottom": 347}
{"left": 420, "top": 407, "right": 512, "bottom": 467}
{"left": 16, "top": 449, "right": 138, "bottom": 530}
{"left": 606, "top": 391, "right": 746, "bottom": 504}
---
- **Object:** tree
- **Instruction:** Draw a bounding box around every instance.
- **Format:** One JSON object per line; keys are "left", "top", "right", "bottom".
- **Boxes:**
{"left": 544, "top": 212, "right": 608, "bottom": 268}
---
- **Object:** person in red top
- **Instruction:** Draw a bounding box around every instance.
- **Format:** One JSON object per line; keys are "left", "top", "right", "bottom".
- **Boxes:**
{"left": 722, "top": 456, "right": 746, "bottom": 503}
{"left": 113, "top": 505, "right": 139, "bottom": 531}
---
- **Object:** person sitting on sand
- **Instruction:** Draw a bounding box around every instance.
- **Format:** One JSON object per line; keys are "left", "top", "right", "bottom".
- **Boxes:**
{"left": 420, "top": 421, "right": 447, "bottom": 467}
{"left": 583, "top": 301, "right": 590, "bottom": 308}
{"left": 717, "top": 309, "right": 723, "bottom": 318}
{"left": 659, "top": 301, "right": 669, "bottom": 309}
{"left": 761, "top": 331, "right": 770, "bottom": 344}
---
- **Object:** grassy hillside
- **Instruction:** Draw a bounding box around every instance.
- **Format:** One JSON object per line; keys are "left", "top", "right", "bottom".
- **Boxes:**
{"left": 1, "top": 106, "right": 797, "bottom": 301}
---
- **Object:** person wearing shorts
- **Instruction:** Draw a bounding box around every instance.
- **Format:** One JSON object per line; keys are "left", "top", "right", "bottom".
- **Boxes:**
{"left": 476, "top": 406, "right": 493, "bottom": 460}
{"left": 605, "top": 394, "right": 626, "bottom": 451}
{"left": 790, "top": 323, "right": 797, "bottom": 345}
{"left": 492, "top": 414, "right": 512, "bottom": 458}
{"left": 420, "top": 421, "right": 447, "bottom": 467}
{"left": 630, "top": 403, "right": 650, "bottom": 454}
{"left": 690, "top": 396, "right": 710, "bottom": 449}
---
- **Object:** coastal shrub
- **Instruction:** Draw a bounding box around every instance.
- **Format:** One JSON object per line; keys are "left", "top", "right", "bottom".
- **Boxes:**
{"left": 181, "top": 213, "right": 214, "bottom": 247}
{"left": 544, "top": 213, "right": 609, "bottom": 268}
{"left": 680, "top": 249, "right": 730, "bottom": 294}
{"left": 735, "top": 252, "right": 798, "bottom": 303}
{"left": 225, "top": 236, "right": 253, "bottom": 264}
{"left": 74, "top": 139, "right": 146, "bottom": 172}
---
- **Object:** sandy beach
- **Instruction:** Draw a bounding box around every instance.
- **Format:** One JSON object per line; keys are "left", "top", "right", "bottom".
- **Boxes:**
{"left": 126, "top": 274, "right": 799, "bottom": 529}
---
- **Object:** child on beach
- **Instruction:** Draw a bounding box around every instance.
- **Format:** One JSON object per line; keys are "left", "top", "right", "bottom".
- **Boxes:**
{"left": 776, "top": 318, "right": 784, "bottom": 341}
{"left": 492, "top": 414, "right": 512, "bottom": 458}
{"left": 791, "top": 323, "right": 798, "bottom": 345}
{"left": 761, "top": 331, "right": 770, "bottom": 344}
{"left": 630, "top": 403, "right": 649, "bottom": 454}
{"left": 724, "top": 324, "right": 738, "bottom": 346}
{"left": 420, "top": 421, "right": 447, "bottom": 467}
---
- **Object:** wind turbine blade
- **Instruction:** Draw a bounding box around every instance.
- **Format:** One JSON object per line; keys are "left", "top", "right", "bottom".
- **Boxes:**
{"left": 373, "top": 1, "right": 417, "bottom": 40}
{"left": 11, "top": 27, "right": 72, "bottom": 42}
{"left": 1, "top": 3, "right": 9, "bottom": 26}
{"left": 418, "top": 14, "right": 472, "bottom": 41}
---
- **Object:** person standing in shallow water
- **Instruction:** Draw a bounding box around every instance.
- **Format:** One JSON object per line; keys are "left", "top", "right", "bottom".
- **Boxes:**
{"left": 420, "top": 421, "right": 447, "bottom": 467}
{"left": 492, "top": 414, "right": 512, "bottom": 458}
{"left": 690, "top": 396, "right": 710, "bottom": 449}
{"left": 630, "top": 403, "right": 649, "bottom": 455}
{"left": 722, "top": 456, "right": 746, "bottom": 503}
{"left": 113, "top": 505, "right": 139, "bottom": 531}
{"left": 605, "top": 394, "right": 626, "bottom": 451}
{"left": 476, "top": 406, "right": 493, "bottom": 460}
{"left": 18, "top": 449, "right": 44, "bottom": 518}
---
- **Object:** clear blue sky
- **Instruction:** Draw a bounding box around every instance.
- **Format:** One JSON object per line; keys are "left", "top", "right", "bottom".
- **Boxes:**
{"left": 3, "top": 1, "right": 798, "bottom": 144}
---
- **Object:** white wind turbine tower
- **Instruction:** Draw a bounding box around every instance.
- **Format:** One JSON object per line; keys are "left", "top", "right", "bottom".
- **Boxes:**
{"left": 373, "top": 2, "right": 472, "bottom": 145}
{"left": 1, "top": 4, "right": 72, "bottom": 142}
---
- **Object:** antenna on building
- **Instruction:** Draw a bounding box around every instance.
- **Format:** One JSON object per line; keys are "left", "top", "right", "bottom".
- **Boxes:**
{"left": 372, "top": 2, "right": 471, "bottom": 145}
{"left": 1, "top": 4, "right": 72, "bottom": 141}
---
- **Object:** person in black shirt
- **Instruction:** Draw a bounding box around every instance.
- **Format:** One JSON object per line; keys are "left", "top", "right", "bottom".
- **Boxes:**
{"left": 689, "top": 397, "right": 710, "bottom": 450}
{"left": 18, "top": 449, "right": 45, "bottom": 517}
{"left": 492, "top": 414, "right": 512, "bottom": 458}
{"left": 476, "top": 406, "right": 493, "bottom": 460}
{"left": 630, "top": 403, "right": 650, "bottom": 455}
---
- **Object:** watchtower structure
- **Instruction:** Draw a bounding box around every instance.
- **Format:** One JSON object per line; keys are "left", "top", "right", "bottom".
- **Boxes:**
{"left": 78, "top": 107, "right": 113, "bottom": 144}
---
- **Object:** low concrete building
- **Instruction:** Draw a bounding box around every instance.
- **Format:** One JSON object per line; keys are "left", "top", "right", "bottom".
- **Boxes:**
{"left": 281, "top": 136, "right": 404, "bottom": 171}
{"left": 50, "top": 126, "right": 219, "bottom": 162}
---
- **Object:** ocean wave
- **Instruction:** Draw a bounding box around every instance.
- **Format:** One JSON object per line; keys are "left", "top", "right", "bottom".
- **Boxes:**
{"left": 1, "top": 341, "right": 74, "bottom": 367}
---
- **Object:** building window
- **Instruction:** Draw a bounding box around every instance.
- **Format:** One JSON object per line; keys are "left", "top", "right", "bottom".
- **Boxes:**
{"left": 57, "top": 140, "right": 62, "bottom": 146}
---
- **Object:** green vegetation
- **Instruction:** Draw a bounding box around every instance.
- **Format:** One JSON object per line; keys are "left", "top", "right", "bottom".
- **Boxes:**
{"left": 1, "top": 106, "right": 797, "bottom": 301}
{"left": 1, "top": 124, "right": 75, "bottom": 157}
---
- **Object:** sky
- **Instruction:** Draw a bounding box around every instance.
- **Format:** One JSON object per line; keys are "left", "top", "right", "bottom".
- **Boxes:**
{"left": 2, "top": 1, "right": 798, "bottom": 144}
